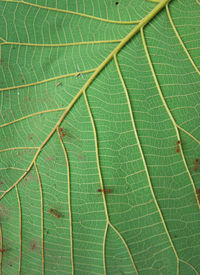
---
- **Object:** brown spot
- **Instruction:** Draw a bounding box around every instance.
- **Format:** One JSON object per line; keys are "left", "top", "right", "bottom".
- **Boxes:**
{"left": 20, "top": 73, "right": 26, "bottom": 83}
{"left": 31, "top": 241, "right": 37, "bottom": 251}
{"left": 28, "top": 135, "right": 33, "bottom": 140}
{"left": 0, "top": 181, "right": 4, "bottom": 185}
{"left": 50, "top": 208, "right": 61, "bottom": 218}
{"left": 24, "top": 174, "right": 32, "bottom": 182}
{"left": 23, "top": 173, "right": 36, "bottom": 185}
{"left": 56, "top": 81, "right": 62, "bottom": 87}
{"left": 63, "top": 129, "right": 75, "bottom": 140}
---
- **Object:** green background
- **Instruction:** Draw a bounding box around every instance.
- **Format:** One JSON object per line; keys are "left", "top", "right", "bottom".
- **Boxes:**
{"left": 0, "top": 0, "right": 200, "bottom": 274}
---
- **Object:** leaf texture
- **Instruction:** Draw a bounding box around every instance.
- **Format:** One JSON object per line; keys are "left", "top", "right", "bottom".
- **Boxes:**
{"left": 0, "top": 0, "right": 200, "bottom": 274}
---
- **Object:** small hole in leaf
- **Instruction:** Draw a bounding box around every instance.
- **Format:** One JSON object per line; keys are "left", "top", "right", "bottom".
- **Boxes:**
{"left": 115, "top": 2, "right": 119, "bottom": 5}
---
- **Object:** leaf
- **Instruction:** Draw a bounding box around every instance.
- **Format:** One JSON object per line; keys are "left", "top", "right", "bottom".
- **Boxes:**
{"left": 0, "top": 0, "right": 200, "bottom": 274}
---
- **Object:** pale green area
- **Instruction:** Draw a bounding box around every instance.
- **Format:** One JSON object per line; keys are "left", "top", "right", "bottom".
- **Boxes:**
{"left": 0, "top": 0, "right": 200, "bottom": 274}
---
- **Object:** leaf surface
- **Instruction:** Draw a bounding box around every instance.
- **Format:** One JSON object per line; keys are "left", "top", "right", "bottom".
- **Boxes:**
{"left": 0, "top": 0, "right": 200, "bottom": 274}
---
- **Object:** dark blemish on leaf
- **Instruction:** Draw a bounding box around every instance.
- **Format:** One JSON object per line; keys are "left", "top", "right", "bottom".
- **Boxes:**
{"left": 176, "top": 140, "right": 180, "bottom": 153}
{"left": 59, "top": 128, "right": 66, "bottom": 137}
{"left": 0, "top": 180, "right": 4, "bottom": 185}
{"left": 0, "top": 248, "right": 7, "bottom": 253}
{"left": 50, "top": 208, "right": 61, "bottom": 218}
{"left": 20, "top": 73, "right": 26, "bottom": 83}
{"left": 44, "top": 227, "right": 49, "bottom": 234}
{"left": 8, "top": 262, "right": 13, "bottom": 267}
{"left": 194, "top": 158, "right": 198, "bottom": 171}
{"left": 24, "top": 175, "right": 31, "bottom": 182}
{"left": 56, "top": 81, "right": 62, "bottom": 87}
{"left": 30, "top": 241, "right": 37, "bottom": 251}
{"left": 197, "top": 188, "right": 200, "bottom": 202}
{"left": 98, "top": 189, "right": 111, "bottom": 193}
{"left": 23, "top": 173, "right": 36, "bottom": 184}
{"left": 28, "top": 134, "right": 33, "bottom": 140}
{"left": 115, "top": 1, "right": 119, "bottom": 5}
{"left": 59, "top": 128, "right": 75, "bottom": 139}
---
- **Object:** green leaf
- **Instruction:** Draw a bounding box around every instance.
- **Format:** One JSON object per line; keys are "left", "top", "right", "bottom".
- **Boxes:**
{"left": 0, "top": 0, "right": 200, "bottom": 274}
